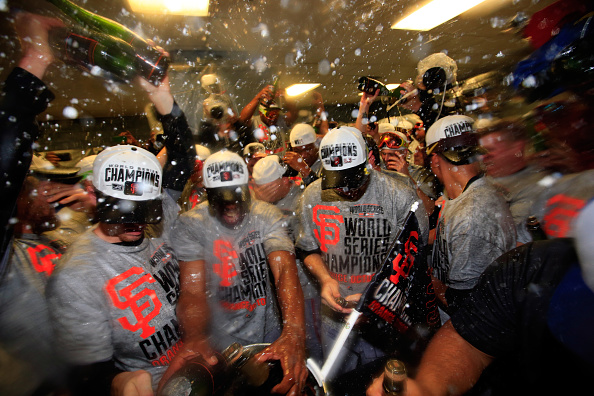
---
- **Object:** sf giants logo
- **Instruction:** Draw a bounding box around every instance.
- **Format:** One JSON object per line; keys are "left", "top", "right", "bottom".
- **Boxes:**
{"left": 543, "top": 195, "right": 585, "bottom": 238}
{"left": 27, "top": 244, "right": 61, "bottom": 276}
{"left": 390, "top": 231, "right": 419, "bottom": 285}
{"left": 213, "top": 240, "right": 238, "bottom": 287}
{"left": 105, "top": 267, "right": 162, "bottom": 339}
{"left": 313, "top": 205, "right": 344, "bottom": 252}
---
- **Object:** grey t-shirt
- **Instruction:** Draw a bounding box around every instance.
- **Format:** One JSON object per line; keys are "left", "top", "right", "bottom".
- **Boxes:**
{"left": 46, "top": 194, "right": 181, "bottom": 390}
{"left": 488, "top": 165, "right": 552, "bottom": 244}
{"left": 431, "top": 176, "right": 517, "bottom": 290}
{"left": 531, "top": 169, "right": 594, "bottom": 238}
{"left": 296, "top": 170, "right": 429, "bottom": 297}
{"left": 170, "top": 199, "right": 295, "bottom": 350}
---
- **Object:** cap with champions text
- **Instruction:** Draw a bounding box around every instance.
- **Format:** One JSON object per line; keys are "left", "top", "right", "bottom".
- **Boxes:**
{"left": 425, "top": 115, "right": 485, "bottom": 165}
{"left": 377, "top": 123, "right": 395, "bottom": 135}
{"left": 203, "top": 150, "right": 250, "bottom": 204}
{"left": 92, "top": 145, "right": 163, "bottom": 224}
{"left": 252, "top": 155, "right": 286, "bottom": 185}
{"left": 290, "top": 124, "right": 317, "bottom": 147}
{"left": 319, "top": 126, "right": 368, "bottom": 190}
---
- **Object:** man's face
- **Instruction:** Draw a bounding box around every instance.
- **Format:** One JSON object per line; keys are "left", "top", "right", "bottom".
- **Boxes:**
{"left": 99, "top": 223, "right": 147, "bottom": 243}
{"left": 479, "top": 131, "right": 524, "bottom": 177}
{"left": 212, "top": 200, "right": 248, "bottom": 228}
{"left": 207, "top": 187, "right": 251, "bottom": 229}
{"left": 17, "top": 178, "right": 59, "bottom": 233}
{"left": 333, "top": 175, "right": 370, "bottom": 201}
{"left": 261, "top": 108, "right": 280, "bottom": 126}
{"left": 291, "top": 143, "right": 318, "bottom": 166}
{"left": 380, "top": 148, "right": 408, "bottom": 173}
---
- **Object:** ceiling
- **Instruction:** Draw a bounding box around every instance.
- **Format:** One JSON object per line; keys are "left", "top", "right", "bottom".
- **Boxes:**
{"left": 1, "top": 0, "right": 557, "bottom": 124}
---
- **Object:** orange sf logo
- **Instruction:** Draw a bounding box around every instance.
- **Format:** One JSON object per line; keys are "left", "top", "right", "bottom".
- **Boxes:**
{"left": 106, "top": 267, "right": 162, "bottom": 339}
{"left": 389, "top": 231, "right": 418, "bottom": 285}
{"left": 313, "top": 205, "right": 344, "bottom": 252}
{"left": 27, "top": 244, "right": 61, "bottom": 276}
{"left": 213, "top": 240, "right": 238, "bottom": 287}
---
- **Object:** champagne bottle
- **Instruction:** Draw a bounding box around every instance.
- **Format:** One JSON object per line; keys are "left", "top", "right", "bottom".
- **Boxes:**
{"left": 526, "top": 215, "right": 547, "bottom": 241}
{"left": 261, "top": 74, "right": 280, "bottom": 108}
{"left": 382, "top": 359, "right": 407, "bottom": 396}
{"left": 46, "top": 0, "right": 168, "bottom": 85}
{"left": 357, "top": 77, "right": 411, "bottom": 104}
{"left": 49, "top": 26, "right": 142, "bottom": 84}
{"left": 157, "top": 346, "right": 240, "bottom": 396}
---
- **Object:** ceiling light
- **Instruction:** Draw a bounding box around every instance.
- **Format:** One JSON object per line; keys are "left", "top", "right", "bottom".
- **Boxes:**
{"left": 127, "top": 0, "right": 209, "bottom": 16}
{"left": 286, "top": 83, "right": 321, "bottom": 97}
{"left": 392, "top": 0, "right": 487, "bottom": 31}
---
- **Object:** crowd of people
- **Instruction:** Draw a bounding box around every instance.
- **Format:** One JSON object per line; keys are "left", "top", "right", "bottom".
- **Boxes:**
{"left": 1, "top": 3, "right": 593, "bottom": 396}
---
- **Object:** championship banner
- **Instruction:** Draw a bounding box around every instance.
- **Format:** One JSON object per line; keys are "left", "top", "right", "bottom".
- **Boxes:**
{"left": 356, "top": 202, "right": 439, "bottom": 334}
{"left": 319, "top": 202, "right": 440, "bottom": 381}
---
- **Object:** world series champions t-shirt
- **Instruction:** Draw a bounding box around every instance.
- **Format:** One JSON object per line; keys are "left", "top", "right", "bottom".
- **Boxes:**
{"left": 47, "top": 194, "right": 182, "bottom": 390}
{"left": 170, "top": 199, "right": 295, "bottom": 351}
{"left": 296, "top": 170, "right": 429, "bottom": 297}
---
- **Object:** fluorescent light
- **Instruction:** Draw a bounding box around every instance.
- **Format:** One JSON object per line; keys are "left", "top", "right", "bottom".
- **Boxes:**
{"left": 286, "top": 83, "right": 321, "bottom": 97}
{"left": 392, "top": 0, "right": 487, "bottom": 31}
{"left": 127, "top": 0, "right": 209, "bottom": 16}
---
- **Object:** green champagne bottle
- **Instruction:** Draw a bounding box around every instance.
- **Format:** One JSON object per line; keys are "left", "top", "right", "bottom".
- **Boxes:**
{"left": 357, "top": 77, "right": 411, "bottom": 104}
{"left": 46, "top": 0, "right": 168, "bottom": 85}
{"left": 50, "top": 26, "right": 140, "bottom": 83}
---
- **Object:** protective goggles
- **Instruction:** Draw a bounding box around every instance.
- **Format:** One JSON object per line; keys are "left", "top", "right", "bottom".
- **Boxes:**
{"left": 378, "top": 133, "right": 408, "bottom": 150}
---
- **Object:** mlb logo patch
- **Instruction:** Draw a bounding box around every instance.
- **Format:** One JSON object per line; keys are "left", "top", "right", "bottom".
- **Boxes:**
{"left": 220, "top": 171, "right": 233, "bottom": 182}
{"left": 330, "top": 156, "right": 343, "bottom": 167}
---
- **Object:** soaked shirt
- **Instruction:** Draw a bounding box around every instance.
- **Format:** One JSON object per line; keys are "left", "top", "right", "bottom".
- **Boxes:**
{"left": 47, "top": 194, "right": 181, "bottom": 390}
{"left": 531, "top": 169, "right": 594, "bottom": 239}
{"left": 488, "top": 165, "right": 552, "bottom": 244}
{"left": 431, "top": 176, "right": 517, "bottom": 291}
{"left": 170, "top": 199, "right": 295, "bottom": 350}
{"left": 296, "top": 170, "right": 429, "bottom": 297}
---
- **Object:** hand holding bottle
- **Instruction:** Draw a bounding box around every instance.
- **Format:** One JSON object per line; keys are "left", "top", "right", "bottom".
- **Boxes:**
{"left": 156, "top": 339, "right": 220, "bottom": 395}
{"left": 112, "top": 370, "right": 154, "bottom": 396}
{"left": 255, "top": 325, "right": 308, "bottom": 396}
{"left": 396, "top": 81, "right": 422, "bottom": 112}
{"left": 14, "top": 11, "right": 65, "bottom": 79}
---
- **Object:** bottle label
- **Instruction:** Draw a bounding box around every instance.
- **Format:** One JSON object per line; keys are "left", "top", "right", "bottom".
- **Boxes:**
{"left": 65, "top": 33, "right": 99, "bottom": 67}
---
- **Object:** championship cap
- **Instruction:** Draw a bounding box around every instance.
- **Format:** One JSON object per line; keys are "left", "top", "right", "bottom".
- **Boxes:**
{"left": 195, "top": 145, "right": 211, "bottom": 161}
{"left": 290, "top": 124, "right": 316, "bottom": 147}
{"left": 319, "top": 126, "right": 368, "bottom": 190}
{"left": 393, "top": 117, "right": 414, "bottom": 133}
{"left": 252, "top": 155, "right": 286, "bottom": 185}
{"left": 425, "top": 115, "right": 485, "bottom": 164}
{"left": 30, "top": 166, "right": 82, "bottom": 185}
{"left": 75, "top": 155, "right": 98, "bottom": 181}
{"left": 377, "top": 123, "right": 395, "bottom": 135}
{"left": 203, "top": 150, "right": 250, "bottom": 208}
{"left": 243, "top": 142, "right": 266, "bottom": 158}
{"left": 92, "top": 145, "right": 163, "bottom": 224}
{"left": 203, "top": 150, "right": 249, "bottom": 189}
